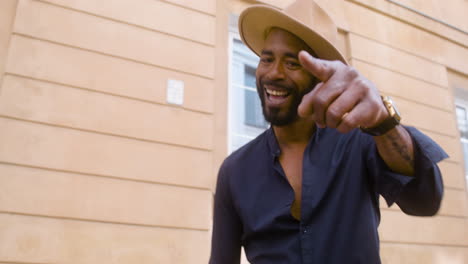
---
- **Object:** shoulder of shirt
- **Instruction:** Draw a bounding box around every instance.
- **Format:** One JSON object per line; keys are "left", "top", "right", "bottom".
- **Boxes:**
{"left": 220, "top": 129, "right": 270, "bottom": 171}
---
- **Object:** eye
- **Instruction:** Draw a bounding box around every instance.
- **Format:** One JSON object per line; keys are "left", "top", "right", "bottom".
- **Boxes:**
{"left": 260, "top": 56, "right": 274, "bottom": 64}
{"left": 285, "top": 60, "right": 301, "bottom": 70}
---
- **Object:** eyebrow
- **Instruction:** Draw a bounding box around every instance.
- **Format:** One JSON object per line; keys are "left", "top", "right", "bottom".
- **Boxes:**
{"left": 260, "top": 50, "right": 299, "bottom": 59}
{"left": 260, "top": 50, "right": 273, "bottom": 56}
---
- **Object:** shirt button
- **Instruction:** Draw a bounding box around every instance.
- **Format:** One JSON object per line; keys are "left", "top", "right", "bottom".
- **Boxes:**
{"left": 303, "top": 228, "right": 307, "bottom": 234}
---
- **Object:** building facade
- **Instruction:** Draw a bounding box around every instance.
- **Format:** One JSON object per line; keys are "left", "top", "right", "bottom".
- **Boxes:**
{"left": 0, "top": 0, "right": 466, "bottom": 263}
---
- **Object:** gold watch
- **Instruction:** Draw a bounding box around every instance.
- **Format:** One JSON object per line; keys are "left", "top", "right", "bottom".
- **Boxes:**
{"left": 360, "top": 96, "right": 401, "bottom": 136}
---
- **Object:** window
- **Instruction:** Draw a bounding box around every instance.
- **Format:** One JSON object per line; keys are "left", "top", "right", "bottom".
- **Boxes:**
{"left": 455, "top": 100, "right": 468, "bottom": 190}
{"left": 451, "top": 69, "right": 468, "bottom": 191}
{"left": 228, "top": 18, "right": 269, "bottom": 153}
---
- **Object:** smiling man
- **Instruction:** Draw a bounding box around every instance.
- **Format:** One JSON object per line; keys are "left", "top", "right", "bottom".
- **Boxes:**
{"left": 209, "top": 0, "right": 447, "bottom": 263}
{"left": 257, "top": 28, "right": 317, "bottom": 128}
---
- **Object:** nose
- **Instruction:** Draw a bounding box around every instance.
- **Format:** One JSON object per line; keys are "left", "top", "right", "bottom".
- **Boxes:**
{"left": 267, "top": 60, "right": 286, "bottom": 80}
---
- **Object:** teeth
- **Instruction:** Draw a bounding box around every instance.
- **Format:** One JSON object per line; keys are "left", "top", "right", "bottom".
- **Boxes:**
{"left": 266, "top": 88, "right": 288, "bottom": 96}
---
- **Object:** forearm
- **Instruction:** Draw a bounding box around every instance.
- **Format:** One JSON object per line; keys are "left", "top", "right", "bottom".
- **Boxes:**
{"left": 373, "top": 125, "right": 415, "bottom": 176}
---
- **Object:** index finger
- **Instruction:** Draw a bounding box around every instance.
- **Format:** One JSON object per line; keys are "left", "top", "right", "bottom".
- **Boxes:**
{"left": 298, "top": 50, "right": 336, "bottom": 82}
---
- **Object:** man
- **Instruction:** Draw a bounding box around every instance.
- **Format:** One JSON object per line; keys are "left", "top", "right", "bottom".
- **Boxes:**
{"left": 210, "top": 0, "right": 447, "bottom": 263}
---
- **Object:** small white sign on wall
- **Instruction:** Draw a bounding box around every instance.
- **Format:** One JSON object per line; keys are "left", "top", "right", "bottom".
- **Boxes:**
{"left": 166, "top": 79, "right": 184, "bottom": 105}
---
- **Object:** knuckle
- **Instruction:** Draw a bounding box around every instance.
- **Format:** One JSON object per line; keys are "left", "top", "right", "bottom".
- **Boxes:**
{"left": 340, "top": 115, "right": 357, "bottom": 131}
{"left": 353, "top": 79, "right": 371, "bottom": 96}
{"left": 332, "top": 60, "right": 345, "bottom": 67}
{"left": 353, "top": 76, "right": 367, "bottom": 87}
{"left": 335, "top": 81, "right": 348, "bottom": 91}
{"left": 342, "top": 115, "right": 354, "bottom": 127}
{"left": 319, "top": 62, "right": 331, "bottom": 74}
{"left": 347, "top": 67, "right": 359, "bottom": 79}
{"left": 337, "top": 119, "right": 352, "bottom": 133}
{"left": 313, "top": 94, "right": 328, "bottom": 106}
{"left": 327, "top": 106, "right": 341, "bottom": 121}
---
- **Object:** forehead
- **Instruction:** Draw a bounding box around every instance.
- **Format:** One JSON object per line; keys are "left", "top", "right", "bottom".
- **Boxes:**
{"left": 263, "top": 28, "right": 311, "bottom": 54}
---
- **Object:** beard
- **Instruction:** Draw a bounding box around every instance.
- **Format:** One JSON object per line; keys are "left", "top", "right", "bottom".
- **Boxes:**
{"left": 257, "top": 79, "right": 314, "bottom": 127}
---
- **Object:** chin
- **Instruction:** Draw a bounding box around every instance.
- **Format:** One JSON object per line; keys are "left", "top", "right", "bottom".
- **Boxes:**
{"left": 264, "top": 108, "right": 298, "bottom": 127}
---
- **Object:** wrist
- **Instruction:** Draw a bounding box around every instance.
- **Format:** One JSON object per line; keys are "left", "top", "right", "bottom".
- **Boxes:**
{"left": 361, "top": 96, "right": 401, "bottom": 136}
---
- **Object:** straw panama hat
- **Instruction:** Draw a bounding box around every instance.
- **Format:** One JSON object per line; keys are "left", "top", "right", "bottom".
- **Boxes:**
{"left": 238, "top": 0, "right": 348, "bottom": 65}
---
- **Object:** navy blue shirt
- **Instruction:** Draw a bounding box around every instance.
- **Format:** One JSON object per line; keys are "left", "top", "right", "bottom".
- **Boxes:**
{"left": 210, "top": 127, "right": 447, "bottom": 264}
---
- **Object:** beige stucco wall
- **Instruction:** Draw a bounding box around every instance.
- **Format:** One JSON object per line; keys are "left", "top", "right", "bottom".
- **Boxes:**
{"left": 0, "top": 0, "right": 466, "bottom": 263}
{"left": 0, "top": 0, "right": 220, "bottom": 262}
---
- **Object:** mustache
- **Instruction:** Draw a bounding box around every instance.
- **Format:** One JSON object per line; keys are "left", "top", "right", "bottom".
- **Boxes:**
{"left": 260, "top": 80, "right": 293, "bottom": 91}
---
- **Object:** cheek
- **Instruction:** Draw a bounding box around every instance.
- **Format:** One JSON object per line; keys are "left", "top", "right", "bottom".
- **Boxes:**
{"left": 255, "top": 67, "right": 267, "bottom": 80}
{"left": 293, "top": 74, "right": 316, "bottom": 93}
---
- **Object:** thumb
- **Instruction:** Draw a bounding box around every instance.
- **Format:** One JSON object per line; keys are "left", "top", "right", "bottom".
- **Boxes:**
{"left": 298, "top": 50, "right": 336, "bottom": 82}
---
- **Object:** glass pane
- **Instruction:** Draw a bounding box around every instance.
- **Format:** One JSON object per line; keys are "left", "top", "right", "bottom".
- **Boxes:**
{"left": 244, "top": 90, "right": 266, "bottom": 128}
{"left": 462, "top": 141, "right": 468, "bottom": 173}
{"left": 456, "top": 106, "right": 468, "bottom": 138}
{"left": 244, "top": 65, "right": 256, "bottom": 87}
{"left": 244, "top": 65, "right": 268, "bottom": 128}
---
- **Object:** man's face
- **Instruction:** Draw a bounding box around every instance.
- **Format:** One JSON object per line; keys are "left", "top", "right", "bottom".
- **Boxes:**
{"left": 256, "top": 28, "right": 318, "bottom": 126}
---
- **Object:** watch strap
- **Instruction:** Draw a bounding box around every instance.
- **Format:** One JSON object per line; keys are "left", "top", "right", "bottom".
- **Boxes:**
{"left": 360, "top": 96, "right": 401, "bottom": 136}
{"left": 360, "top": 117, "right": 400, "bottom": 136}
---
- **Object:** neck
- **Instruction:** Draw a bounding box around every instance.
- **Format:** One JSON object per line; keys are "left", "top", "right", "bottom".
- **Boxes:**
{"left": 273, "top": 116, "right": 316, "bottom": 149}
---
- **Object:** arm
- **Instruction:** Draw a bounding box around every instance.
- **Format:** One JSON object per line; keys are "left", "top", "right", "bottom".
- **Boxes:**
{"left": 297, "top": 51, "right": 448, "bottom": 215}
{"left": 297, "top": 51, "right": 415, "bottom": 175}
{"left": 374, "top": 125, "right": 415, "bottom": 176}
{"left": 209, "top": 164, "right": 242, "bottom": 264}
{"left": 391, "top": 126, "right": 447, "bottom": 216}
{"left": 364, "top": 127, "right": 447, "bottom": 216}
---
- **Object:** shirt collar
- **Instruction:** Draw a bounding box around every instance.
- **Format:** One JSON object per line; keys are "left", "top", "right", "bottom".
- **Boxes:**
{"left": 266, "top": 127, "right": 281, "bottom": 158}
{"left": 266, "top": 126, "right": 324, "bottom": 158}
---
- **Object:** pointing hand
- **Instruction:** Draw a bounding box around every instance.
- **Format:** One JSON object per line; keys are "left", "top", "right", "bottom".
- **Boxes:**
{"left": 297, "top": 51, "right": 388, "bottom": 133}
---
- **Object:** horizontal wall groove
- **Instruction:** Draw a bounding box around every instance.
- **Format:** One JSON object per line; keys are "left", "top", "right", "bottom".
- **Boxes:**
{"left": 36, "top": 0, "right": 215, "bottom": 47}
{"left": 381, "top": 207, "right": 468, "bottom": 219}
{"left": 352, "top": 59, "right": 449, "bottom": 93}
{"left": 344, "top": 0, "right": 468, "bottom": 49}
{"left": 384, "top": 92, "right": 453, "bottom": 114}
{"left": 11, "top": 33, "right": 214, "bottom": 80}
{"left": 381, "top": 240, "right": 468, "bottom": 248}
{"left": 407, "top": 126, "right": 458, "bottom": 145}
{"left": 445, "top": 186, "right": 466, "bottom": 191}
{"left": 442, "top": 159, "right": 463, "bottom": 166}
{"left": 411, "top": 125, "right": 456, "bottom": 139}
{"left": 157, "top": 0, "right": 215, "bottom": 17}
{"left": 385, "top": 0, "right": 468, "bottom": 35}
{"left": 0, "top": 114, "right": 213, "bottom": 152}
{"left": 0, "top": 261, "right": 51, "bottom": 264}
{"left": 3, "top": 72, "right": 213, "bottom": 115}
{"left": 350, "top": 57, "right": 448, "bottom": 89}
{"left": 0, "top": 161, "right": 212, "bottom": 192}
{"left": 0, "top": 211, "right": 210, "bottom": 232}
{"left": 442, "top": 159, "right": 461, "bottom": 165}
{"left": 350, "top": 32, "right": 450, "bottom": 68}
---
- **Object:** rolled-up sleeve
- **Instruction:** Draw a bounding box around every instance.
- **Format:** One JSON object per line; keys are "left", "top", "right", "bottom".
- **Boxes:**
{"left": 209, "top": 161, "right": 242, "bottom": 264}
{"left": 366, "top": 126, "right": 448, "bottom": 216}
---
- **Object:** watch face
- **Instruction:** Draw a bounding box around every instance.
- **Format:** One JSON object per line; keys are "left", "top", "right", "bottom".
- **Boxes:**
{"left": 383, "top": 96, "right": 401, "bottom": 122}
{"left": 393, "top": 105, "right": 402, "bottom": 122}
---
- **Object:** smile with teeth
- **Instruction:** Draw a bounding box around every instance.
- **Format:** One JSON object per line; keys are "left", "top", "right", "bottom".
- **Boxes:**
{"left": 266, "top": 88, "right": 289, "bottom": 97}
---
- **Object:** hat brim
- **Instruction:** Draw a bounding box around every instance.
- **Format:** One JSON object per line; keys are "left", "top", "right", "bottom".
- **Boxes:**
{"left": 239, "top": 5, "right": 348, "bottom": 65}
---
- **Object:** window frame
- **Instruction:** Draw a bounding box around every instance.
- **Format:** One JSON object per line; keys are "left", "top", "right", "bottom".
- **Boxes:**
{"left": 227, "top": 18, "right": 268, "bottom": 154}
{"left": 454, "top": 98, "right": 468, "bottom": 190}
